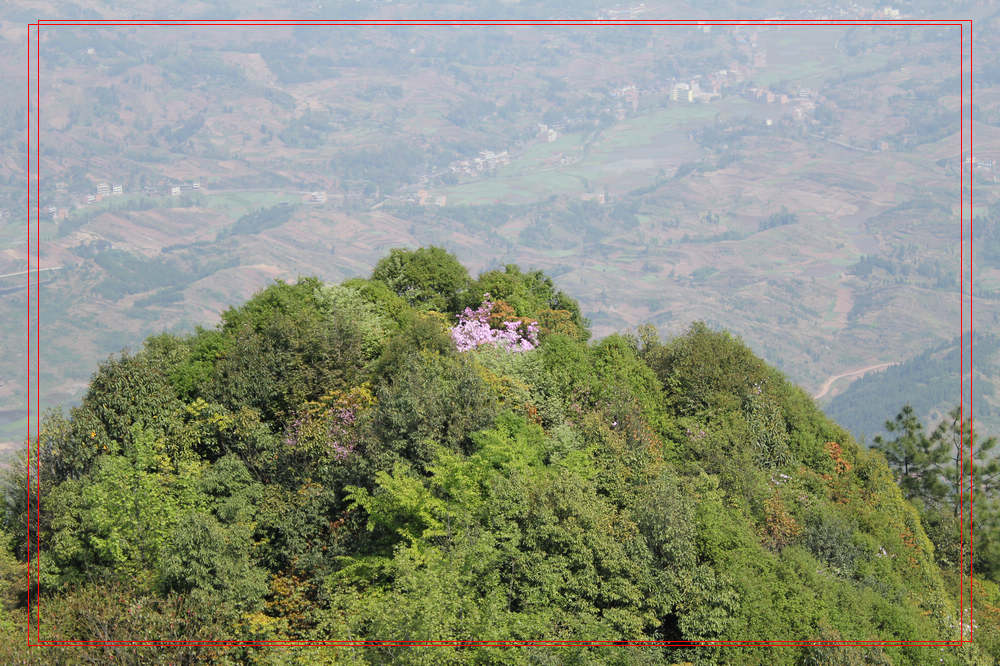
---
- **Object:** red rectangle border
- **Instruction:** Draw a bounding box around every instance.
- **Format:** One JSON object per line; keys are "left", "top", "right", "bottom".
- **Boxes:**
{"left": 26, "top": 17, "right": 974, "bottom": 650}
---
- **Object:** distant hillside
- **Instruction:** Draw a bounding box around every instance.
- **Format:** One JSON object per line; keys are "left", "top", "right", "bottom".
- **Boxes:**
{"left": 4, "top": 6, "right": 999, "bottom": 461}
{"left": 822, "top": 332, "right": 1000, "bottom": 445}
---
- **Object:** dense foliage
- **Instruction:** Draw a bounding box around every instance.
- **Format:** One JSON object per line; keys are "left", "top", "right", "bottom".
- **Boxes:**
{"left": 2, "top": 248, "right": 996, "bottom": 664}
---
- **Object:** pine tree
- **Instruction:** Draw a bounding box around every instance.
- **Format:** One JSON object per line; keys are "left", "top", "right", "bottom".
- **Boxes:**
{"left": 927, "top": 406, "right": 1000, "bottom": 517}
{"left": 872, "top": 404, "right": 948, "bottom": 504}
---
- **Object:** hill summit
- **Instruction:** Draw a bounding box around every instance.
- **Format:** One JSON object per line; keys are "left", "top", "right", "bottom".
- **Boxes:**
{"left": 5, "top": 247, "right": 992, "bottom": 664}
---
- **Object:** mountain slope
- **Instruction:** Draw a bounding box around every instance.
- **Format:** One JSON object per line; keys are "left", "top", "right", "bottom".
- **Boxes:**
{"left": 1, "top": 248, "right": 992, "bottom": 664}
{"left": 823, "top": 332, "right": 1000, "bottom": 445}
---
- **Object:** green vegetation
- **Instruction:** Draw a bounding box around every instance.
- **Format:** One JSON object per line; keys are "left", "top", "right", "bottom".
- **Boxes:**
{"left": 758, "top": 208, "right": 798, "bottom": 233}
{"left": 2, "top": 249, "right": 995, "bottom": 663}
{"left": 217, "top": 203, "right": 298, "bottom": 239}
{"left": 872, "top": 403, "right": 1000, "bottom": 656}
{"left": 371, "top": 246, "right": 472, "bottom": 312}
{"left": 87, "top": 245, "right": 240, "bottom": 302}
{"left": 202, "top": 191, "right": 302, "bottom": 218}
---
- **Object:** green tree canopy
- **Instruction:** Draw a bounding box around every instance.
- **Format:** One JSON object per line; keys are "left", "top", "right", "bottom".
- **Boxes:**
{"left": 371, "top": 246, "right": 471, "bottom": 312}
{"left": 4, "top": 249, "right": 996, "bottom": 664}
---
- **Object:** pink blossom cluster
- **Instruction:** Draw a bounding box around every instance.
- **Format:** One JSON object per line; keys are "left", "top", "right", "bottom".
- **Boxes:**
{"left": 328, "top": 407, "right": 357, "bottom": 459}
{"left": 686, "top": 427, "right": 707, "bottom": 441}
{"left": 284, "top": 406, "right": 358, "bottom": 460}
{"left": 450, "top": 294, "right": 540, "bottom": 353}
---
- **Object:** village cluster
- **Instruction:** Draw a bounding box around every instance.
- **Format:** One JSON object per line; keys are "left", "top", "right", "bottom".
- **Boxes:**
{"left": 45, "top": 180, "right": 204, "bottom": 221}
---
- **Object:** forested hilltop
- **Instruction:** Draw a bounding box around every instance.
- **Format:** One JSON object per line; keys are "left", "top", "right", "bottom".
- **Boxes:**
{"left": 2, "top": 247, "right": 998, "bottom": 664}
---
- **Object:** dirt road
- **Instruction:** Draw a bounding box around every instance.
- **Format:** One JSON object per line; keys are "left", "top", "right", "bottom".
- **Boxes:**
{"left": 0, "top": 266, "right": 63, "bottom": 280}
{"left": 813, "top": 362, "right": 894, "bottom": 400}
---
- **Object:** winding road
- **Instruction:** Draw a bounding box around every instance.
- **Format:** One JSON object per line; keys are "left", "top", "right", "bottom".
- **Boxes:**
{"left": 813, "top": 362, "right": 894, "bottom": 400}
{"left": 0, "top": 266, "right": 63, "bottom": 280}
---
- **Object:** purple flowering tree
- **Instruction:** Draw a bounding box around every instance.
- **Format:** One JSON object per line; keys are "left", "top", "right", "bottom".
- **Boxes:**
{"left": 450, "top": 294, "right": 540, "bottom": 353}
{"left": 284, "top": 406, "right": 358, "bottom": 461}
{"left": 283, "top": 385, "right": 375, "bottom": 463}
